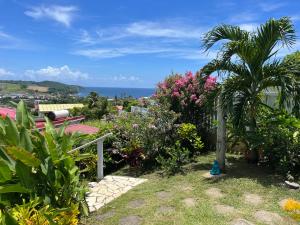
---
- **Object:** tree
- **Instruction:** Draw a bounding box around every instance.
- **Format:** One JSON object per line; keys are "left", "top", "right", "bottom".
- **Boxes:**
{"left": 282, "top": 51, "right": 300, "bottom": 118}
{"left": 201, "top": 17, "right": 298, "bottom": 137}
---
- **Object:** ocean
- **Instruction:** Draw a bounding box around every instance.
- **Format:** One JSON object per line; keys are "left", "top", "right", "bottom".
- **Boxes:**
{"left": 78, "top": 87, "right": 155, "bottom": 98}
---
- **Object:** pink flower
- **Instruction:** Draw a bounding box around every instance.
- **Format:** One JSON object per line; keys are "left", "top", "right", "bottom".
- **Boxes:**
{"left": 175, "top": 79, "right": 185, "bottom": 88}
{"left": 132, "top": 124, "right": 139, "bottom": 128}
{"left": 190, "top": 94, "right": 197, "bottom": 101}
{"left": 172, "top": 91, "right": 181, "bottom": 98}
{"left": 185, "top": 71, "right": 193, "bottom": 80}
{"left": 204, "top": 76, "right": 216, "bottom": 92}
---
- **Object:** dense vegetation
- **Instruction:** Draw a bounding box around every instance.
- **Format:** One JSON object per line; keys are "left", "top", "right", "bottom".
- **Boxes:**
{"left": 1, "top": 17, "right": 300, "bottom": 224}
{"left": 0, "top": 80, "right": 81, "bottom": 94}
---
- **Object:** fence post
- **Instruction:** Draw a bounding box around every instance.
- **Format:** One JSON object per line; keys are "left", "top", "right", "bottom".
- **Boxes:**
{"left": 97, "top": 139, "right": 104, "bottom": 180}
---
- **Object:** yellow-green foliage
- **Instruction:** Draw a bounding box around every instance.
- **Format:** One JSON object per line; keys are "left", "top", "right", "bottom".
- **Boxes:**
{"left": 7, "top": 200, "right": 79, "bottom": 225}
{"left": 177, "top": 123, "right": 204, "bottom": 153}
{"left": 283, "top": 198, "right": 300, "bottom": 222}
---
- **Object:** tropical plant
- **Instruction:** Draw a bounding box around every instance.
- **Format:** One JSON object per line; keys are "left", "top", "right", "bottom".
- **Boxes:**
{"left": 81, "top": 92, "right": 109, "bottom": 119}
{"left": 201, "top": 17, "right": 299, "bottom": 137}
{"left": 0, "top": 101, "right": 89, "bottom": 218}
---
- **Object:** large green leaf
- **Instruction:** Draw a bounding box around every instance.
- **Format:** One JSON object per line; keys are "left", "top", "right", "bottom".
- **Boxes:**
{"left": 16, "top": 100, "right": 34, "bottom": 129}
{"left": 0, "top": 184, "right": 29, "bottom": 193}
{"left": 4, "top": 146, "right": 41, "bottom": 167}
{"left": 4, "top": 117, "right": 19, "bottom": 146}
{"left": 15, "top": 161, "right": 36, "bottom": 189}
{"left": 0, "top": 160, "right": 11, "bottom": 183}
{"left": 19, "top": 127, "right": 33, "bottom": 152}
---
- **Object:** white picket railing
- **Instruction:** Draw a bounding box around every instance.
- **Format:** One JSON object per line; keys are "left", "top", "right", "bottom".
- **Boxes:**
{"left": 68, "top": 133, "right": 113, "bottom": 180}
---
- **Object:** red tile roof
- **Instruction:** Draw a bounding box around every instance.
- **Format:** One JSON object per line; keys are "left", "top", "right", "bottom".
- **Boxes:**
{"left": 65, "top": 124, "right": 99, "bottom": 134}
{"left": 0, "top": 107, "right": 16, "bottom": 119}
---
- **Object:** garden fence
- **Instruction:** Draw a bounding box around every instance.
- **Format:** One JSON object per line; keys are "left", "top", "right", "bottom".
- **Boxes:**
{"left": 68, "top": 133, "right": 113, "bottom": 180}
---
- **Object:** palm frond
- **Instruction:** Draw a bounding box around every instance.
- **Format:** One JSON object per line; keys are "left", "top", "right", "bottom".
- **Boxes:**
{"left": 202, "top": 25, "right": 250, "bottom": 51}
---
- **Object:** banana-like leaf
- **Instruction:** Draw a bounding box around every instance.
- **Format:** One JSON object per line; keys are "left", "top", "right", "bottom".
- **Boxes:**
{"left": 4, "top": 117, "right": 19, "bottom": 146}
{"left": 15, "top": 161, "right": 36, "bottom": 189}
{"left": 0, "top": 159, "right": 11, "bottom": 182}
{"left": 19, "top": 127, "right": 33, "bottom": 152}
{"left": 4, "top": 146, "right": 41, "bottom": 168}
{"left": 16, "top": 100, "right": 34, "bottom": 129}
{"left": 0, "top": 184, "right": 29, "bottom": 193}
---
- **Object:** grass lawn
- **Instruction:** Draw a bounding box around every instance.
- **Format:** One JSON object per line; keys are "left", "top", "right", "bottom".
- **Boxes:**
{"left": 80, "top": 153, "right": 299, "bottom": 225}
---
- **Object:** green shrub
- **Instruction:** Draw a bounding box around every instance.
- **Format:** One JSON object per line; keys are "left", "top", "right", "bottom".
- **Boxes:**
{"left": 258, "top": 110, "right": 300, "bottom": 178}
{"left": 156, "top": 141, "right": 189, "bottom": 175}
{"left": 177, "top": 123, "right": 204, "bottom": 155}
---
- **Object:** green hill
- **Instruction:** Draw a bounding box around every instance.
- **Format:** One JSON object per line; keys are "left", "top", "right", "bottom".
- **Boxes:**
{"left": 0, "top": 80, "right": 81, "bottom": 94}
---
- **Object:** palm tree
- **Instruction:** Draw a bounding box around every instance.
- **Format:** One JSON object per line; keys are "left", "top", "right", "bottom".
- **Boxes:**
{"left": 201, "top": 17, "right": 299, "bottom": 135}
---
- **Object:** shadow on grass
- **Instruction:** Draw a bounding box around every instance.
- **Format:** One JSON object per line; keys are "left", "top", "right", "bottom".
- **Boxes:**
{"left": 207, "top": 156, "right": 285, "bottom": 187}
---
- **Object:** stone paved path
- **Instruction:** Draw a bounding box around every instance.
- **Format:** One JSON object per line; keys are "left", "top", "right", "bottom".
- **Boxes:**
{"left": 86, "top": 175, "right": 147, "bottom": 212}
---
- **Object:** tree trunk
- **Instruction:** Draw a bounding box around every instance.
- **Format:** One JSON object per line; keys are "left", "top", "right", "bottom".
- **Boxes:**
{"left": 216, "top": 95, "right": 226, "bottom": 171}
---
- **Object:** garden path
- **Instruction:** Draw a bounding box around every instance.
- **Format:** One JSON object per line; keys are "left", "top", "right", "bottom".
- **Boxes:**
{"left": 86, "top": 175, "right": 147, "bottom": 212}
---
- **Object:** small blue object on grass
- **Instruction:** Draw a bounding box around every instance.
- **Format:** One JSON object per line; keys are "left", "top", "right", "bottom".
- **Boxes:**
{"left": 210, "top": 160, "right": 221, "bottom": 175}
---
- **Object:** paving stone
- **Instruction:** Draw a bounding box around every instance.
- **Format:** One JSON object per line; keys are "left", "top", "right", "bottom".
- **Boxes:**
{"left": 156, "top": 191, "right": 172, "bottom": 200}
{"left": 182, "top": 198, "right": 196, "bottom": 207}
{"left": 230, "top": 218, "right": 255, "bottom": 225}
{"left": 96, "top": 210, "right": 115, "bottom": 221}
{"left": 244, "top": 193, "right": 263, "bottom": 205}
{"left": 127, "top": 199, "right": 145, "bottom": 208}
{"left": 86, "top": 176, "right": 147, "bottom": 212}
{"left": 254, "top": 210, "right": 285, "bottom": 225}
{"left": 215, "top": 204, "right": 236, "bottom": 215}
{"left": 205, "top": 187, "right": 224, "bottom": 199}
{"left": 119, "top": 215, "right": 142, "bottom": 225}
{"left": 202, "top": 171, "right": 227, "bottom": 179}
{"left": 156, "top": 206, "right": 175, "bottom": 215}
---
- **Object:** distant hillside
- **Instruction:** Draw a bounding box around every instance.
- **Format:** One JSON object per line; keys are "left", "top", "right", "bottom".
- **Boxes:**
{"left": 0, "top": 80, "right": 81, "bottom": 94}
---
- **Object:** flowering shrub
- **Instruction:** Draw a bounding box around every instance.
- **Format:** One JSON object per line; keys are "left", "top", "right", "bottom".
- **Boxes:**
{"left": 154, "top": 71, "right": 217, "bottom": 124}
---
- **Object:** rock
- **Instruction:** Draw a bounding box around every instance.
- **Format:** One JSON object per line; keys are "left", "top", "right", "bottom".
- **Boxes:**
{"left": 244, "top": 193, "right": 263, "bottom": 206}
{"left": 182, "top": 198, "right": 196, "bottom": 207}
{"left": 230, "top": 218, "right": 255, "bottom": 225}
{"left": 254, "top": 210, "right": 284, "bottom": 225}
{"left": 215, "top": 204, "right": 236, "bottom": 215}
{"left": 156, "top": 206, "right": 175, "bottom": 215}
{"left": 279, "top": 199, "right": 289, "bottom": 208}
{"left": 119, "top": 215, "right": 142, "bottom": 225}
{"left": 96, "top": 210, "right": 115, "bottom": 221}
{"left": 156, "top": 191, "right": 172, "bottom": 200}
{"left": 202, "top": 171, "right": 226, "bottom": 179}
{"left": 205, "top": 187, "right": 224, "bottom": 199}
{"left": 127, "top": 199, "right": 145, "bottom": 208}
{"left": 285, "top": 181, "right": 300, "bottom": 189}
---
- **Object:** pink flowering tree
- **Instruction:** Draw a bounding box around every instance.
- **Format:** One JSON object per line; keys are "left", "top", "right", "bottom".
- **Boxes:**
{"left": 154, "top": 71, "right": 217, "bottom": 125}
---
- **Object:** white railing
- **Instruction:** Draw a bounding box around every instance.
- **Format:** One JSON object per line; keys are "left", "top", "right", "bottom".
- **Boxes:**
{"left": 68, "top": 133, "right": 113, "bottom": 180}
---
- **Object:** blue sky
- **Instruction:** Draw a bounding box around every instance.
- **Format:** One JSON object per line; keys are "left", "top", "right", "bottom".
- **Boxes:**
{"left": 0, "top": 0, "right": 300, "bottom": 88}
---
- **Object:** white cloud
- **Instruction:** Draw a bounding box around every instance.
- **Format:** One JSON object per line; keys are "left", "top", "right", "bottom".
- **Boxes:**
{"left": 76, "top": 20, "right": 205, "bottom": 45}
{"left": 291, "top": 15, "right": 300, "bottom": 22}
{"left": 125, "top": 21, "right": 203, "bottom": 39}
{"left": 25, "top": 65, "right": 88, "bottom": 80}
{"left": 73, "top": 47, "right": 178, "bottom": 59}
{"left": 239, "top": 23, "right": 259, "bottom": 32}
{"left": 113, "top": 75, "right": 140, "bottom": 81}
{"left": 25, "top": 5, "right": 77, "bottom": 27}
{"left": 259, "top": 2, "right": 285, "bottom": 12}
{"left": 0, "top": 68, "right": 14, "bottom": 76}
